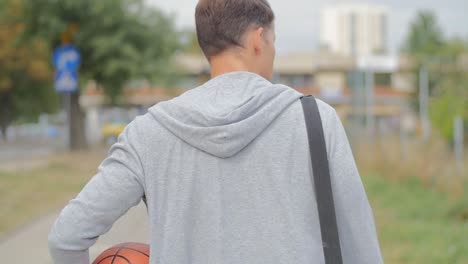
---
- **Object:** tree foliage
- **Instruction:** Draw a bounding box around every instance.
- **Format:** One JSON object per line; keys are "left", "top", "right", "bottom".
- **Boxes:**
{"left": 0, "top": 0, "right": 179, "bottom": 147}
{"left": 22, "top": 0, "right": 179, "bottom": 104}
{"left": 403, "top": 10, "right": 445, "bottom": 59}
{"left": 0, "top": 0, "right": 57, "bottom": 140}
{"left": 179, "top": 29, "right": 203, "bottom": 55}
{"left": 402, "top": 10, "right": 468, "bottom": 142}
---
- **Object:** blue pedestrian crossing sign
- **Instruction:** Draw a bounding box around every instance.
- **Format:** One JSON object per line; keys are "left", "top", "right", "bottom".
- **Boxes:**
{"left": 55, "top": 70, "right": 79, "bottom": 93}
{"left": 53, "top": 45, "right": 81, "bottom": 93}
{"left": 53, "top": 45, "right": 81, "bottom": 71}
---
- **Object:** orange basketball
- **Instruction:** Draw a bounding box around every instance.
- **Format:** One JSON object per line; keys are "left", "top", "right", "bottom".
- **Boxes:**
{"left": 93, "top": 242, "right": 150, "bottom": 264}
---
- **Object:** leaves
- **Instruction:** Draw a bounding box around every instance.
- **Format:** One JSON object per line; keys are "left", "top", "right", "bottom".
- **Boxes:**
{"left": 403, "top": 10, "right": 444, "bottom": 59}
{"left": 402, "top": 10, "right": 468, "bottom": 142}
{"left": 0, "top": 0, "right": 179, "bottom": 141}
{"left": 20, "top": 0, "right": 179, "bottom": 104}
{"left": 0, "top": 0, "right": 57, "bottom": 130}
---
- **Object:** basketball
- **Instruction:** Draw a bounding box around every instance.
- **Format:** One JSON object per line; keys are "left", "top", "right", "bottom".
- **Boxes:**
{"left": 93, "top": 242, "right": 150, "bottom": 264}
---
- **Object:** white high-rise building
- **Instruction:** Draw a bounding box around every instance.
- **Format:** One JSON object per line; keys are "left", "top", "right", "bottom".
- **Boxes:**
{"left": 320, "top": 3, "right": 389, "bottom": 57}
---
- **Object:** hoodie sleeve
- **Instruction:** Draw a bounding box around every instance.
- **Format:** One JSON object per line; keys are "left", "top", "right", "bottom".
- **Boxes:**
{"left": 48, "top": 120, "right": 146, "bottom": 264}
{"left": 319, "top": 102, "right": 384, "bottom": 264}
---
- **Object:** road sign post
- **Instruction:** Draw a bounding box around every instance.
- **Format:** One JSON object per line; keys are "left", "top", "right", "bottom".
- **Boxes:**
{"left": 52, "top": 44, "right": 81, "bottom": 150}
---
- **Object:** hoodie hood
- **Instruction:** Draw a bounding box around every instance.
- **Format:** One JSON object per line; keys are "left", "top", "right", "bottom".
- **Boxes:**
{"left": 149, "top": 71, "right": 303, "bottom": 158}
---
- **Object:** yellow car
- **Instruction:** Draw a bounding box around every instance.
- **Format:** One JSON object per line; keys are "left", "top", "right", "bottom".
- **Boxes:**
{"left": 102, "top": 122, "right": 127, "bottom": 145}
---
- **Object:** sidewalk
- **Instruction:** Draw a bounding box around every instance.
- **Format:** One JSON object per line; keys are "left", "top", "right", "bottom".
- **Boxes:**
{"left": 0, "top": 141, "right": 60, "bottom": 163}
{"left": 0, "top": 202, "right": 150, "bottom": 263}
{"left": 0, "top": 141, "right": 60, "bottom": 173}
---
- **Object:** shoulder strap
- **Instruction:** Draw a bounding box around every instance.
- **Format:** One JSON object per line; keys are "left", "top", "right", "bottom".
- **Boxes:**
{"left": 300, "top": 96, "right": 343, "bottom": 264}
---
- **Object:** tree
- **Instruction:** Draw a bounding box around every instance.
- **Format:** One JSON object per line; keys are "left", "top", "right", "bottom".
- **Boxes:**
{"left": 179, "top": 29, "right": 203, "bottom": 55}
{"left": 0, "top": 0, "right": 57, "bottom": 140}
{"left": 402, "top": 10, "right": 468, "bottom": 142}
{"left": 403, "top": 10, "right": 444, "bottom": 59}
{"left": 402, "top": 10, "right": 445, "bottom": 96}
{"left": 429, "top": 39, "right": 468, "bottom": 142}
{"left": 20, "top": 0, "right": 179, "bottom": 149}
{"left": 429, "top": 81, "right": 467, "bottom": 142}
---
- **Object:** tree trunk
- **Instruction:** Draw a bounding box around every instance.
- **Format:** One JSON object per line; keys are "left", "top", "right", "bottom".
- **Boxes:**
{"left": 64, "top": 92, "right": 87, "bottom": 150}
{"left": 71, "top": 92, "right": 88, "bottom": 150}
{"left": 0, "top": 122, "right": 7, "bottom": 141}
{"left": 0, "top": 91, "right": 12, "bottom": 141}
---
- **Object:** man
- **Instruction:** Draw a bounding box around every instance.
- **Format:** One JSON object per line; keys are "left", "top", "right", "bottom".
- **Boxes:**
{"left": 49, "top": 0, "right": 383, "bottom": 263}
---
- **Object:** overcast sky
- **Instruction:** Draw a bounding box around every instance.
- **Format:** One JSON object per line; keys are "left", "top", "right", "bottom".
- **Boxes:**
{"left": 146, "top": 0, "right": 468, "bottom": 55}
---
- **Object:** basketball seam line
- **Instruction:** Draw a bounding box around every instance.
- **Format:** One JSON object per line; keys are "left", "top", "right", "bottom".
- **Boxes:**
{"left": 96, "top": 255, "right": 117, "bottom": 264}
{"left": 111, "top": 243, "right": 130, "bottom": 264}
{"left": 114, "top": 255, "right": 131, "bottom": 264}
{"left": 119, "top": 246, "right": 150, "bottom": 257}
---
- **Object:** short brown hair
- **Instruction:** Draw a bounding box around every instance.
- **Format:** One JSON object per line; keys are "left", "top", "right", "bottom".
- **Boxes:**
{"left": 195, "top": 0, "right": 275, "bottom": 59}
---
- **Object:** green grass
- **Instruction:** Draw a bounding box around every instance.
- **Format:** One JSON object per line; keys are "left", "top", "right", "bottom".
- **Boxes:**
{"left": 364, "top": 175, "right": 468, "bottom": 264}
{"left": 0, "top": 150, "right": 104, "bottom": 236}
{"left": 1, "top": 149, "right": 466, "bottom": 264}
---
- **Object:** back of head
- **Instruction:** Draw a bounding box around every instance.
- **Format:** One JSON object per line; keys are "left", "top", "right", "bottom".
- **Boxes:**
{"left": 195, "top": 0, "right": 275, "bottom": 60}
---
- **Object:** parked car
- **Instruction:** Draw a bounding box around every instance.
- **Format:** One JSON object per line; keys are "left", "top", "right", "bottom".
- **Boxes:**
{"left": 102, "top": 119, "right": 128, "bottom": 145}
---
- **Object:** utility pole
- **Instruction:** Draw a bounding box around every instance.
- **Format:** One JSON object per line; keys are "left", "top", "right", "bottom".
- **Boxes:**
{"left": 419, "top": 68, "right": 430, "bottom": 142}
{"left": 350, "top": 70, "right": 365, "bottom": 144}
{"left": 365, "top": 69, "right": 375, "bottom": 142}
{"left": 454, "top": 116, "right": 464, "bottom": 175}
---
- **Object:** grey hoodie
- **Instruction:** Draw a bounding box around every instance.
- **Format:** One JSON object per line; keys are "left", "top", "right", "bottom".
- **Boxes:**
{"left": 48, "top": 71, "right": 383, "bottom": 264}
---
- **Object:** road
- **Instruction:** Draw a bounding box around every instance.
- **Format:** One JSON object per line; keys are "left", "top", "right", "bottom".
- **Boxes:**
{"left": 0, "top": 144, "right": 55, "bottom": 162}
{"left": 0, "top": 202, "right": 150, "bottom": 263}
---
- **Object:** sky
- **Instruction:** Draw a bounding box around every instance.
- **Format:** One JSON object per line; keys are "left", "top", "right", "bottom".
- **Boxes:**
{"left": 146, "top": 0, "right": 468, "bottom": 55}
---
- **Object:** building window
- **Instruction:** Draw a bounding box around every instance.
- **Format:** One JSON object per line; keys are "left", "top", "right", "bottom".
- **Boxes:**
{"left": 350, "top": 13, "right": 357, "bottom": 57}
{"left": 374, "top": 73, "right": 392, "bottom": 87}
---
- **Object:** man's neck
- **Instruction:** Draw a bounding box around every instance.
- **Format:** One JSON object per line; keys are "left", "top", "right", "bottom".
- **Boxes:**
{"left": 209, "top": 52, "right": 254, "bottom": 79}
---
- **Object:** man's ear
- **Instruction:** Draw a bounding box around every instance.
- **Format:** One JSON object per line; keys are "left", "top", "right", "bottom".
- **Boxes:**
{"left": 253, "top": 27, "right": 265, "bottom": 55}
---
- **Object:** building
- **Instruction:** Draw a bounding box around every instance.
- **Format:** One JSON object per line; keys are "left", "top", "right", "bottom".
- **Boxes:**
{"left": 80, "top": 52, "right": 415, "bottom": 144}
{"left": 320, "top": 3, "right": 389, "bottom": 57}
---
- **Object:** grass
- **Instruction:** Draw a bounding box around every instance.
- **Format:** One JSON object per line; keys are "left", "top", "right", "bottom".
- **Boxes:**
{"left": 355, "top": 137, "right": 468, "bottom": 263}
{"left": 354, "top": 137, "right": 467, "bottom": 197}
{"left": 0, "top": 149, "right": 105, "bottom": 236}
{"left": 364, "top": 174, "right": 468, "bottom": 264}
{"left": 0, "top": 145, "right": 467, "bottom": 264}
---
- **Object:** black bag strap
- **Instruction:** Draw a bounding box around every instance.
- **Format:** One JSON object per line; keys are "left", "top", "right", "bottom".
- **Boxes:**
{"left": 300, "top": 95, "right": 343, "bottom": 264}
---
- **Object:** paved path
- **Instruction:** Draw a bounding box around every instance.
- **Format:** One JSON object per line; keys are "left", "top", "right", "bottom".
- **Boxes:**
{"left": 0, "top": 143, "right": 56, "bottom": 163}
{"left": 0, "top": 202, "right": 150, "bottom": 263}
{"left": 0, "top": 143, "right": 59, "bottom": 173}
